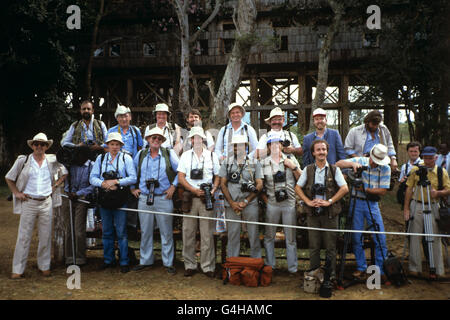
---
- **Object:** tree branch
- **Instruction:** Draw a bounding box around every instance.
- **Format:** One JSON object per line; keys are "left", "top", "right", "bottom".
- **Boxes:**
{"left": 191, "top": 0, "right": 223, "bottom": 44}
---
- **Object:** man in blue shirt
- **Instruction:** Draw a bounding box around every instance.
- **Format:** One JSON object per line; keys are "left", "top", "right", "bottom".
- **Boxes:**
{"left": 302, "top": 108, "right": 346, "bottom": 167}
{"left": 336, "top": 144, "right": 391, "bottom": 284}
{"left": 106, "top": 105, "right": 143, "bottom": 158}
{"left": 131, "top": 127, "right": 179, "bottom": 275}
{"left": 62, "top": 145, "right": 94, "bottom": 266}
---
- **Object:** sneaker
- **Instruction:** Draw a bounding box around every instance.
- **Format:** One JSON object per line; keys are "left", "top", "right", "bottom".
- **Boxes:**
{"left": 11, "top": 273, "right": 23, "bottom": 280}
{"left": 120, "top": 265, "right": 130, "bottom": 273}
{"left": 166, "top": 266, "right": 177, "bottom": 275}
{"left": 184, "top": 269, "right": 197, "bottom": 277}
{"left": 352, "top": 270, "right": 366, "bottom": 280}
{"left": 204, "top": 271, "right": 215, "bottom": 278}
{"left": 132, "top": 264, "right": 153, "bottom": 272}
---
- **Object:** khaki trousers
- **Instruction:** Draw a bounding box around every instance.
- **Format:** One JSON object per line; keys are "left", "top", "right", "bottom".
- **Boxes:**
{"left": 409, "top": 200, "right": 445, "bottom": 275}
{"left": 12, "top": 197, "right": 53, "bottom": 274}
{"left": 62, "top": 197, "right": 88, "bottom": 265}
{"left": 182, "top": 198, "right": 215, "bottom": 272}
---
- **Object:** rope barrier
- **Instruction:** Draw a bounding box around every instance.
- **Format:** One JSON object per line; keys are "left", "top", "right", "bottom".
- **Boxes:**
{"left": 62, "top": 195, "right": 450, "bottom": 239}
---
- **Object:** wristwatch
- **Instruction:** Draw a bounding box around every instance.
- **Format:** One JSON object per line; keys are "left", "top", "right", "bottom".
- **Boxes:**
{"left": 244, "top": 199, "right": 249, "bottom": 204}
{"left": 328, "top": 199, "right": 333, "bottom": 204}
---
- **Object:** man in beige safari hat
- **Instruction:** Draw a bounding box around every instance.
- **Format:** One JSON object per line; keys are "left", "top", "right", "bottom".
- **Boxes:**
{"left": 5, "top": 133, "right": 68, "bottom": 279}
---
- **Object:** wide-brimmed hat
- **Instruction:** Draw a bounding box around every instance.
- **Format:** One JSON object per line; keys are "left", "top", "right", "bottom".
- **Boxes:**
{"left": 227, "top": 102, "right": 245, "bottom": 118}
{"left": 230, "top": 135, "right": 249, "bottom": 145}
{"left": 144, "top": 126, "right": 167, "bottom": 142}
{"left": 27, "top": 133, "right": 53, "bottom": 149}
{"left": 115, "top": 104, "right": 131, "bottom": 118}
{"left": 153, "top": 103, "right": 171, "bottom": 115}
{"left": 312, "top": 108, "right": 327, "bottom": 117}
{"left": 264, "top": 107, "right": 284, "bottom": 124}
{"left": 369, "top": 144, "right": 390, "bottom": 166}
{"left": 188, "top": 126, "right": 206, "bottom": 140}
{"left": 105, "top": 132, "right": 124, "bottom": 145}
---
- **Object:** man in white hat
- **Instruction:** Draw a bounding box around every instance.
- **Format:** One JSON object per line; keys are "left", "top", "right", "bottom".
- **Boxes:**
{"left": 219, "top": 135, "right": 263, "bottom": 259}
{"left": 61, "top": 100, "right": 107, "bottom": 153}
{"left": 89, "top": 132, "right": 137, "bottom": 273}
{"left": 302, "top": 107, "right": 346, "bottom": 166}
{"left": 130, "top": 127, "right": 179, "bottom": 275}
{"left": 336, "top": 144, "right": 392, "bottom": 284}
{"left": 143, "top": 103, "right": 182, "bottom": 155}
{"left": 177, "top": 127, "right": 220, "bottom": 278}
{"left": 256, "top": 107, "right": 302, "bottom": 159}
{"left": 214, "top": 102, "right": 258, "bottom": 163}
{"left": 5, "top": 133, "right": 68, "bottom": 279}
{"left": 105, "top": 105, "right": 143, "bottom": 158}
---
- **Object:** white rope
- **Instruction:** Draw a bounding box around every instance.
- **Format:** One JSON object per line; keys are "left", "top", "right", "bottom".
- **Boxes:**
{"left": 62, "top": 195, "right": 450, "bottom": 239}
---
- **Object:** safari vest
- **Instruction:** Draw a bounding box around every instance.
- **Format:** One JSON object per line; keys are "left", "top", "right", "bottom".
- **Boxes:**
{"left": 302, "top": 164, "right": 342, "bottom": 217}
{"left": 72, "top": 119, "right": 105, "bottom": 145}
{"left": 136, "top": 147, "right": 176, "bottom": 187}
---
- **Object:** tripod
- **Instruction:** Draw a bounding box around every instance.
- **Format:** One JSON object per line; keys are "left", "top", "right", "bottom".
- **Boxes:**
{"left": 337, "top": 176, "right": 387, "bottom": 289}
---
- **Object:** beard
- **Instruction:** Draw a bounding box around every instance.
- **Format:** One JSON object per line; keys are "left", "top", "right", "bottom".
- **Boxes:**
{"left": 82, "top": 112, "right": 91, "bottom": 120}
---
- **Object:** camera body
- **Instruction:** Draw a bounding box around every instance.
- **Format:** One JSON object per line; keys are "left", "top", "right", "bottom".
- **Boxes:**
{"left": 241, "top": 181, "right": 258, "bottom": 193}
{"left": 281, "top": 139, "right": 291, "bottom": 148}
{"left": 190, "top": 168, "right": 204, "bottom": 180}
{"left": 200, "top": 183, "right": 214, "bottom": 210}
{"left": 102, "top": 170, "right": 119, "bottom": 180}
{"left": 415, "top": 165, "right": 430, "bottom": 186}
{"left": 273, "top": 170, "right": 286, "bottom": 183}
{"left": 228, "top": 171, "right": 241, "bottom": 184}
{"left": 146, "top": 178, "right": 160, "bottom": 206}
{"left": 311, "top": 183, "right": 326, "bottom": 196}
{"left": 275, "top": 189, "right": 288, "bottom": 202}
{"left": 86, "top": 139, "right": 95, "bottom": 146}
{"left": 347, "top": 165, "right": 368, "bottom": 187}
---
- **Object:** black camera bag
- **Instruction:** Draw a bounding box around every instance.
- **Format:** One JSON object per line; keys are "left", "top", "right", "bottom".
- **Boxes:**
{"left": 383, "top": 251, "right": 407, "bottom": 286}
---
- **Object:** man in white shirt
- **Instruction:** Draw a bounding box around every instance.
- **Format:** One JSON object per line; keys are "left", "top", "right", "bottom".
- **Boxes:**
{"left": 256, "top": 107, "right": 302, "bottom": 159}
{"left": 177, "top": 127, "right": 220, "bottom": 278}
{"left": 214, "top": 103, "right": 258, "bottom": 162}
{"left": 5, "top": 133, "right": 67, "bottom": 279}
{"left": 182, "top": 108, "right": 215, "bottom": 152}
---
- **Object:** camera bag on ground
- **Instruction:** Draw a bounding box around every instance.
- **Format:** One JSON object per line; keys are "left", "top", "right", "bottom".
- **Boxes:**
{"left": 437, "top": 166, "right": 450, "bottom": 234}
{"left": 383, "top": 251, "right": 407, "bottom": 286}
{"left": 222, "top": 257, "right": 272, "bottom": 287}
{"left": 97, "top": 153, "right": 130, "bottom": 210}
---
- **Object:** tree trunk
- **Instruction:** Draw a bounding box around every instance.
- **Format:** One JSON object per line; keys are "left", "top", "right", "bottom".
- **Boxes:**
{"left": 209, "top": 0, "right": 257, "bottom": 128}
{"left": 309, "top": 0, "right": 344, "bottom": 129}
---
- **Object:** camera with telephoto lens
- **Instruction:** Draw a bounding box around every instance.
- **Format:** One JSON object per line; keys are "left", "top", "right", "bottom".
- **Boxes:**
{"left": 415, "top": 165, "right": 430, "bottom": 187}
{"left": 347, "top": 165, "right": 368, "bottom": 187}
{"left": 241, "top": 181, "right": 258, "bottom": 193}
{"left": 275, "top": 189, "right": 288, "bottom": 202}
{"left": 190, "top": 168, "right": 204, "bottom": 180}
{"left": 102, "top": 170, "right": 119, "bottom": 180}
{"left": 273, "top": 170, "right": 286, "bottom": 183}
{"left": 311, "top": 183, "right": 326, "bottom": 214}
{"left": 200, "top": 183, "right": 214, "bottom": 211}
{"left": 146, "top": 178, "right": 160, "bottom": 206}
{"left": 228, "top": 171, "right": 241, "bottom": 184}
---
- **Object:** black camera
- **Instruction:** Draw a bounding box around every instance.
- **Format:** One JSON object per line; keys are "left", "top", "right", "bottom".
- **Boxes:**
{"left": 102, "top": 170, "right": 119, "bottom": 180}
{"left": 228, "top": 171, "right": 241, "bottom": 184}
{"left": 241, "top": 181, "right": 258, "bottom": 193}
{"left": 86, "top": 139, "right": 94, "bottom": 146}
{"left": 275, "top": 189, "right": 288, "bottom": 202}
{"left": 146, "top": 178, "right": 160, "bottom": 206}
{"left": 415, "top": 165, "right": 430, "bottom": 187}
{"left": 311, "top": 183, "right": 326, "bottom": 196}
{"left": 190, "top": 168, "right": 204, "bottom": 180}
{"left": 282, "top": 139, "right": 291, "bottom": 147}
{"left": 273, "top": 170, "right": 286, "bottom": 183}
{"left": 347, "top": 165, "right": 368, "bottom": 187}
{"left": 200, "top": 183, "right": 214, "bottom": 210}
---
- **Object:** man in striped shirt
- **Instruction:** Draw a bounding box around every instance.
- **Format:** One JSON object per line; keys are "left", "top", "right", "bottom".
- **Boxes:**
{"left": 336, "top": 144, "right": 391, "bottom": 284}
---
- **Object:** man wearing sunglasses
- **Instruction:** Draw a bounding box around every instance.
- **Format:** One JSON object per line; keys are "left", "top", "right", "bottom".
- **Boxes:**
{"left": 5, "top": 133, "right": 67, "bottom": 279}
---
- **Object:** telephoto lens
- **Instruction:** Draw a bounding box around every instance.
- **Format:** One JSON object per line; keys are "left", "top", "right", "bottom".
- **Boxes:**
{"left": 200, "top": 183, "right": 214, "bottom": 210}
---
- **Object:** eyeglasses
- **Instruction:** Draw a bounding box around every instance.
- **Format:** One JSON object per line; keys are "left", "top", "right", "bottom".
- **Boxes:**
{"left": 33, "top": 142, "right": 48, "bottom": 147}
{"left": 150, "top": 136, "right": 163, "bottom": 141}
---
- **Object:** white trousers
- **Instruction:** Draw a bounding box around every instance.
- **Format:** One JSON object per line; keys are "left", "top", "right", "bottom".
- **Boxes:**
{"left": 12, "top": 197, "right": 53, "bottom": 274}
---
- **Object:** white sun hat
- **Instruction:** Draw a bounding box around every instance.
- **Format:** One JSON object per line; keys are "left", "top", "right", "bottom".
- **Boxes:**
{"left": 153, "top": 103, "right": 171, "bottom": 115}
{"left": 27, "top": 132, "right": 53, "bottom": 149}
{"left": 105, "top": 132, "right": 124, "bottom": 145}
{"left": 114, "top": 104, "right": 131, "bottom": 118}
{"left": 264, "top": 107, "right": 284, "bottom": 124}
{"left": 230, "top": 135, "right": 249, "bottom": 145}
{"left": 369, "top": 144, "right": 390, "bottom": 166}
{"left": 188, "top": 126, "right": 207, "bottom": 140}
{"left": 227, "top": 102, "right": 246, "bottom": 118}
{"left": 144, "top": 126, "right": 167, "bottom": 142}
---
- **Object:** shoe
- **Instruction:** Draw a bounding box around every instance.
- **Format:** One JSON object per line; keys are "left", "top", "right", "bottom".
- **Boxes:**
{"left": 352, "top": 270, "right": 366, "bottom": 280}
{"left": 429, "top": 273, "right": 437, "bottom": 281}
{"left": 39, "top": 269, "right": 51, "bottom": 277}
{"left": 166, "top": 266, "right": 177, "bottom": 275}
{"left": 11, "top": 273, "right": 23, "bottom": 279}
{"left": 120, "top": 265, "right": 130, "bottom": 273}
{"left": 132, "top": 264, "right": 153, "bottom": 272}
{"left": 204, "top": 271, "right": 215, "bottom": 278}
{"left": 99, "top": 262, "right": 116, "bottom": 270}
{"left": 380, "top": 275, "right": 391, "bottom": 286}
{"left": 184, "top": 269, "right": 197, "bottom": 277}
{"left": 408, "top": 270, "right": 421, "bottom": 278}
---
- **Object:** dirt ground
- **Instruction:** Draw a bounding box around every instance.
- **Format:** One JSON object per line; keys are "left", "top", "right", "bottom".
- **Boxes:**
{"left": 0, "top": 192, "right": 449, "bottom": 301}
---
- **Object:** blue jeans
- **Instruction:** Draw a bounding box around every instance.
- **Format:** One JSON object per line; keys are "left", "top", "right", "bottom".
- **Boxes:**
{"left": 100, "top": 207, "right": 129, "bottom": 266}
{"left": 138, "top": 194, "right": 174, "bottom": 267}
{"left": 351, "top": 199, "right": 388, "bottom": 275}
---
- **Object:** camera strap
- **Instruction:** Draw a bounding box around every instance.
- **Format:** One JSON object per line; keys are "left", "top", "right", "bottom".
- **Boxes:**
{"left": 270, "top": 159, "right": 287, "bottom": 195}
{"left": 313, "top": 165, "right": 327, "bottom": 199}
{"left": 227, "top": 156, "right": 248, "bottom": 181}
{"left": 190, "top": 149, "right": 205, "bottom": 174}
{"left": 145, "top": 151, "right": 161, "bottom": 182}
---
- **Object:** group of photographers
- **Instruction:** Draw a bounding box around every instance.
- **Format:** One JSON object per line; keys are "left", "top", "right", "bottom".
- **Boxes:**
{"left": 5, "top": 100, "right": 449, "bottom": 285}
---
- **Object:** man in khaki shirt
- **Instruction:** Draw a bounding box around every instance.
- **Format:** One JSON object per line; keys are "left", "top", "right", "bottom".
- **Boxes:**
{"left": 404, "top": 146, "right": 450, "bottom": 279}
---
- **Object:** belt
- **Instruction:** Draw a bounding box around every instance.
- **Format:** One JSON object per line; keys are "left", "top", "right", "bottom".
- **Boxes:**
{"left": 412, "top": 199, "right": 431, "bottom": 205}
{"left": 26, "top": 195, "right": 50, "bottom": 201}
